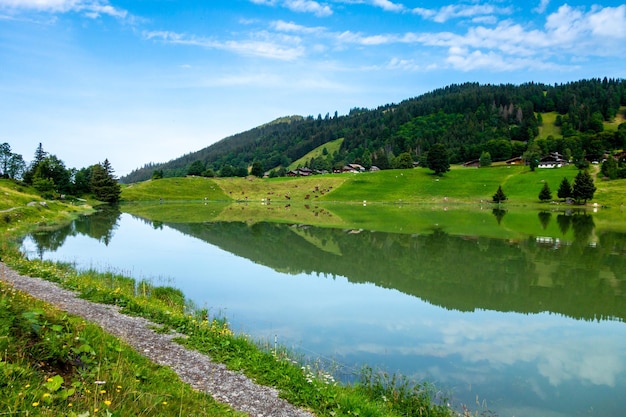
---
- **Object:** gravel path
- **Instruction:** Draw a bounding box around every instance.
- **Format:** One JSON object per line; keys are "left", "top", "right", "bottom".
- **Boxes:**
{"left": 1, "top": 262, "right": 316, "bottom": 417}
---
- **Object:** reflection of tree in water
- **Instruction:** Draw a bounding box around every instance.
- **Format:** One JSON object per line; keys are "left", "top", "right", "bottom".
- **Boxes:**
{"left": 27, "top": 206, "right": 121, "bottom": 258}
{"left": 169, "top": 220, "right": 626, "bottom": 322}
{"left": 492, "top": 208, "right": 506, "bottom": 225}
{"left": 571, "top": 212, "right": 595, "bottom": 246}
{"left": 557, "top": 213, "right": 571, "bottom": 235}
{"left": 538, "top": 211, "right": 551, "bottom": 230}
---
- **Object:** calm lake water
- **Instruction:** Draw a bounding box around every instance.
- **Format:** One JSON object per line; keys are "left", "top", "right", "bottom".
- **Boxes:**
{"left": 20, "top": 206, "right": 626, "bottom": 417}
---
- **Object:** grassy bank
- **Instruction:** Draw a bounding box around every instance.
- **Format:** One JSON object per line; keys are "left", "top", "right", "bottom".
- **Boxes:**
{"left": 121, "top": 164, "right": 626, "bottom": 209}
{"left": 1, "top": 180, "right": 466, "bottom": 416}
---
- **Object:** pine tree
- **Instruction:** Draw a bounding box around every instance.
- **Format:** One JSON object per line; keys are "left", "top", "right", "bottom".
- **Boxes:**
{"left": 538, "top": 182, "right": 552, "bottom": 202}
{"left": 572, "top": 170, "right": 596, "bottom": 204}
{"left": 492, "top": 185, "right": 507, "bottom": 203}
{"left": 557, "top": 177, "right": 572, "bottom": 201}
{"left": 91, "top": 159, "right": 121, "bottom": 203}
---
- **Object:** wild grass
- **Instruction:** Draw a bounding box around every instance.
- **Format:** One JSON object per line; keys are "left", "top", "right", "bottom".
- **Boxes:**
{"left": 0, "top": 276, "right": 243, "bottom": 417}
{"left": 0, "top": 245, "right": 468, "bottom": 417}
{"left": 537, "top": 112, "right": 561, "bottom": 138}
{"left": 121, "top": 176, "right": 230, "bottom": 201}
{"left": 288, "top": 138, "right": 344, "bottom": 170}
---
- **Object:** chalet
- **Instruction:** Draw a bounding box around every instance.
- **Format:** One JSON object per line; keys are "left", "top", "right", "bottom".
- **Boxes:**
{"left": 463, "top": 159, "right": 480, "bottom": 168}
{"left": 538, "top": 152, "right": 567, "bottom": 168}
{"left": 347, "top": 163, "right": 366, "bottom": 172}
{"left": 287, "top": 167, "right": 314, "bottom": 177}
{"left": 505, "top": 156, "right": 524, "bottom": 165}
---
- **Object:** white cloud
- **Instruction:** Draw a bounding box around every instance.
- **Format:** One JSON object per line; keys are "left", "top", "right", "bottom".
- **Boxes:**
{"left": 588, "top": 5, "right": 626, "bottom": 39}
{"left": 0, "top": 0, "right": 128, "bottom": 19}
{"left": 251, "top": 0, "right": 333, "bottom": 17}
{"left": 143, "top": 30, "right": 306, "bottom": 61}
{"left": 271, "top": 19, "right": 326, "bottom": 34}
{"left": 533, "top": 0, "right": 550, "bottom": 14}
{"left": 411, "top": 4, "right": 513, "bottom": 23}
{"left": 285, "top": 0, "right": 332, "bottom": 16}
{"left": 370, "top": 0, "right": 404, "bottom": 13}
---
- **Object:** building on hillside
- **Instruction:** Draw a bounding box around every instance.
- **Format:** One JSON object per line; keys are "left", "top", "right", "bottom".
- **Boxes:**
{"left": 505, "top": 156, "right": 524, "bottom": 165}
{"left": 463, "top": 159, "right": 480, "bottom": 168}
{"left": 538, "top": 152, "right": 567, "bottom": 168}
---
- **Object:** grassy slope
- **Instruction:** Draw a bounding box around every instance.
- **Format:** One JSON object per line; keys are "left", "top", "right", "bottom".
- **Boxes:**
{"left": 121, "top": 176, "right": 230, "bottom": 201}
{"left": 0, "top": 179, "right": 91, "bottom": 236}
{"left": 288, "top": 138, "right": 344, "bottom": 170}
{"left": 538, "top": 107, "right": 625, "bottom": 138}
{"left": 121, "top": 165, "right": 626, "bottom": 208}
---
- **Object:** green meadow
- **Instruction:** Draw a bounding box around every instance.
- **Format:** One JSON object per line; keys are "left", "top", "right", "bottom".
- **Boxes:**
{"left": 121, "top": 164, "right": 625, "bottom": 208}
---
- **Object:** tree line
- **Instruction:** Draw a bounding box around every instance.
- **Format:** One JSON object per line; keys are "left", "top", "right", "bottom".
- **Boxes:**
{"left": 0, "top": 142, "right": 121, "bottom": 203}
{"left": 120, "top": 78, "right": 626, "bottom": 183}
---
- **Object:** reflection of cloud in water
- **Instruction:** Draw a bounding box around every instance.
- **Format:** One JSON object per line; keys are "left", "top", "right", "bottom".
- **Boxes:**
{"left": 330, "top": 316, "right": 625, "bottom": 389}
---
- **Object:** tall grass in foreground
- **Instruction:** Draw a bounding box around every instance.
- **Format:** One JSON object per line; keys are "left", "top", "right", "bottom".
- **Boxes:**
{"left": 1, "top": 248, "right": 489, "bottom": 417}
{"left": 0, "top": 278, "right": 243, "bottom": 417}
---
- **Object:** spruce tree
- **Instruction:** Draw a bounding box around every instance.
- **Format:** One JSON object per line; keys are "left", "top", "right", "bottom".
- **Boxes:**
{"left": 538, "top": 182, "right": 552, "bottom": 202}
{"left": 572, "top": 170, "right": 596, "bottom": 204}
{"left": 91, "top": 159, "right": 121, "bottom": 203}
{"left": 557, "top": 177, "right": 572, "bottom": 201}
{"left": 492, "top": 185, "right": 507, "bottom": 203}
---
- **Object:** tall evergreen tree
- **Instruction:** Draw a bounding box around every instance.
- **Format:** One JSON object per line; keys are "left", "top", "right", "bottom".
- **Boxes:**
{"left": 557, "top": 177, "right": 572, "bottom": 201}
{"left": 572, "top": 170, "right": 596, "bottom": 204}
{"left": 91, "top": 159, "right": 121, "bottom": 203}
{"left": 538, "top": 182, "right": 552, "bottom": 202}
{"left": 492, "top": 185, "right": 507, "bottom": 203}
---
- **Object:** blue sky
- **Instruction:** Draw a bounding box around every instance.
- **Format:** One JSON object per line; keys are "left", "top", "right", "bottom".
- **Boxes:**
{"left": 1, "top": 0, "right": 625, "bottom": 175}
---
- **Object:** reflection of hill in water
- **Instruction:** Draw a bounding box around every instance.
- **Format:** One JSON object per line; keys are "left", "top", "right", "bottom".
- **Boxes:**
{"left": 167, "top": 220, "right": 626, "bottom": 323}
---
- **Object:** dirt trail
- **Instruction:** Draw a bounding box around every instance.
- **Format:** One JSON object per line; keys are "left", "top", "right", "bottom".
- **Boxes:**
{"left": 1, "top": 262, "right": 315, "bottom": 417}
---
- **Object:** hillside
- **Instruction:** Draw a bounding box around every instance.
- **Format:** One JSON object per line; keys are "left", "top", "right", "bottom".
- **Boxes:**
{"left": 120, "top": 78, "right": 626, "bottom": 184}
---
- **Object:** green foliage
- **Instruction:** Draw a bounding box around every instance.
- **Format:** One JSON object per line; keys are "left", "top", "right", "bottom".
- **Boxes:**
{"left": 91, "top": 160, "right": 121, "bottom": 203}
{"left": 479, "top": 151, "right": 492, "bottom": 167}
{"left": 492, "top": 185, "right": 507, "bottom": 203}
{"left": 392, "top": 152, "right": 414, "bottom": 169}
{"left": 120, "top": 79, "right": 626, "bottom": 184}
{"left": 426, "top": 143, "right": 450, "bottom": 175}
{"left": 601, "top": 156, "right": 619, "bottom": 179}
{"left": 572, "top": 170, "right": 596, "bottom": 204}
{"left": 557, "top": 177, "right": 572, "bottom": 200}
{"left": 187, "top": 160, "right": 205, "bottom": 176}
{"left": 538, "top": 182, "right": 552, "bottom": 202}
{"left": 523, "top": 141, "right": 542, "bottom": 171}
{"left": 250, "top": 161, "right": 264, "bottom": 177}
{"left": 0, "top": 281, "right": 242, "bottom": 417}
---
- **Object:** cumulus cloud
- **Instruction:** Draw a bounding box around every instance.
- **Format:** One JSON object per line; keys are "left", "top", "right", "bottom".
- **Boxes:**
{"left": 0, "top": 0, "right": 128, "bottom": 19}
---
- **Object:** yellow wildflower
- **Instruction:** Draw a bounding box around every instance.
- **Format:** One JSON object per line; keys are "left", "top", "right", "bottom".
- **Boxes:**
{"left": 104, "top": 400, "right": 112, "bottom": 406}
{"left": 32, "top": 402, "right": 39, "bottom": 407}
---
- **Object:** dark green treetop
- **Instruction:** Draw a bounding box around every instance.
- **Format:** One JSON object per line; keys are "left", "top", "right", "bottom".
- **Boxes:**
{"left": 557, "top": 177, "right": 572, "bottom": 200}
{"left": 91, "top": 159, "right": 121, "bottom": 203}
{"left": 426, "top": 143, "right": 450, "bottom": 175}
{"left": 572, "top": 170, "right": 596, "bottom": 204}
{"left": 538, "top": 182, "right": 552, "bottom": 202}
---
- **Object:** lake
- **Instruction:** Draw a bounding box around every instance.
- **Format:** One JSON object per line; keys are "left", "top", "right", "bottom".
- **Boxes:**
{"left": 20, "top": 204, "right": 626, "bottom": 417}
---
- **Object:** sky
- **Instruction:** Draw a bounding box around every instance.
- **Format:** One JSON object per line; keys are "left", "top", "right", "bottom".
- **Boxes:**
{"left": 1, "top": 0, "right": 626, "bottom": 176}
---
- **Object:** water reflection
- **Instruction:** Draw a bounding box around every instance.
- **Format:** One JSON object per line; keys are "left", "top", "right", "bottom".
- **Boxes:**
{"left": 21, "top": 207, "right": 626, "bottom": 417}
{"left": 162, "top": 218, "right": 625, "bottom": 322}
{"left": 27, "top": 206, "right": 121, "bottom": 258}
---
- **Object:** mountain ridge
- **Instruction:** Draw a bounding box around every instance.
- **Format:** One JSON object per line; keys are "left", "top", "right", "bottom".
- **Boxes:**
{"left": 120, "top": 78, "right": 626, "bottom": 184}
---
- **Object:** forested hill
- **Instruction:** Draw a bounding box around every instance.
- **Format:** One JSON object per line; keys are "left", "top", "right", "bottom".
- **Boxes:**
{"left": 120, "top": 78, "right": 626, "bottom": 184}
